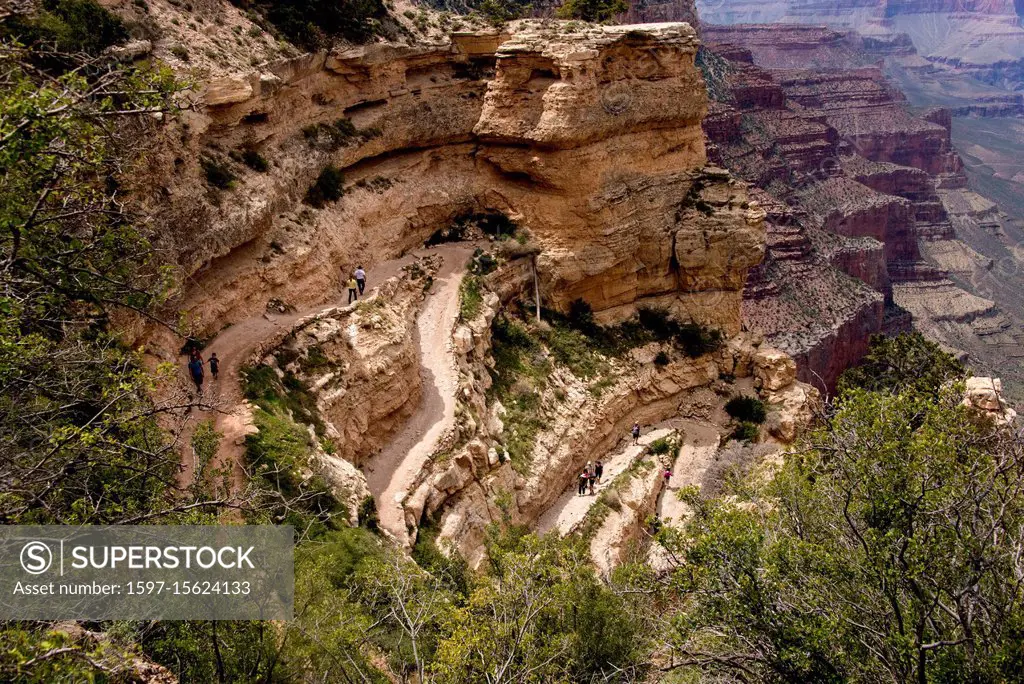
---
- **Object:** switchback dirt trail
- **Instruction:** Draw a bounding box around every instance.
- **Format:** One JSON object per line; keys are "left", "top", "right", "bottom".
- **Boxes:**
{"left": 655, "top": 420, "right": 720, "bottom": 525}
{"left": 363, "top": 244, "right": 474, "bottom": 547}
{"left": 176, "top": 244, "right": 473, "bottom": 508}
{"left": 536, "top": 427, "right": 675, "bottom": 536}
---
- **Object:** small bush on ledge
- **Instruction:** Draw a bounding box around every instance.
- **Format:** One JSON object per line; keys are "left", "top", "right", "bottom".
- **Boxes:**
{"left": 304, "top": 165, "right": 344, "bottom": 208}
{"left": 239, "top": 148, "right": 269, "bottom": 172}
{"left": 731, "top": 421, "right": 759, "bottom": 443}
{"left": 201, "top": 156, "right": 236, "bottom": 190}
{"left": 725, "top": 396, "right": 767, "bottom": 424}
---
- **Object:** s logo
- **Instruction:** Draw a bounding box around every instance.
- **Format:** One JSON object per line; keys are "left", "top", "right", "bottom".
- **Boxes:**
{"left": 20, "top": 542, "right": 52, "bottom": 575}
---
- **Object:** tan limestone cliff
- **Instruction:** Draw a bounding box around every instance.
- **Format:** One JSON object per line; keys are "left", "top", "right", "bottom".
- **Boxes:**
{"left": 139, "top": 22, "right": 764, "bottom": 353}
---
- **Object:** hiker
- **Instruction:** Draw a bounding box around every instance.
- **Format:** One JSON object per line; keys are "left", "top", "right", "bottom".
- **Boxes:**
{"left": 208, "top": 352, "right": 220, "bottom": 380}
{"left": 347, "top": 275, "right": 358, "bottom": 304}
{"left": 188, "top": 354, "right": 204, "bottom": 394}
{"left": 663, "top": 466, "right": 673, "bottom": 487}
{"left": 594, "top": 460, "right": 604, "bottom": 484}
{"left": 578, "top": 469, "right": 589, "bottom": 496}
{"left": 355, "top": 265, "right": 366, "bottom": 295}
{"left": 588, "top": 469, "right": 597, "bottom": 496}
{"left": 632, "top": 422, "right": 641, "bottom": 445}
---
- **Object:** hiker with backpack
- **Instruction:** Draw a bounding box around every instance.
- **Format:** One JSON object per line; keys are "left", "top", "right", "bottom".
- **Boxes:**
{"left": 208, "top": 352, "right": 220, "bottom": 380}
{"left": 578, "top": 469, "right": 589, "bottom": 496}
{"left": 594, "top": 459, "right": 604, "bottom": 484}
{"left": 632, "top": 422, "right": 641, "bottom": 445}
{"left": 663, "top": 466, "right": 673, "bottom": 486}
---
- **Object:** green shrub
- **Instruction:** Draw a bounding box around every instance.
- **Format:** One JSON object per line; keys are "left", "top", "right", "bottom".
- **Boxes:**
{"left": 674, "top": 322, "right": 722, "bottom": 357}
{"left": 837, "top": 332, "right": 965, "bottom": 398}
{"left": 725, "top": 396, "right": 767, "bottom": 424}
{"left": 568, "top": 298, "right": 599, "bottom": 336}
{"left": 731, "top": 421, "right": 759, "bottom": 443}
{"left": 3, "top": 0, "right": 128, "bottom": 57}
{"left": 459, "top": 275, "right": 483, "bottom": 321}
{"left": 648, "top": 437, "right": 673, "bottom": 456}
{"left": 240, "top": 148, "right": 269, "bottom": 172}
{"left": 357, "top": 495, "right": 379, "bottom": 532}
{"left": 556, "top": 0, "right": 628, "bottom": 22}
{"left": 232, "top": 0, "right": 387, "bottom": 49}
{"left": 302, "top": 118, "right": 380, "bottom": 150}
{"left": 170, "top": 44, "right": 190, "bottom": 62}
{"left": 475, "top": 0, "right": 531, "bottom": 24}
{"left": 332, "top": 117, "right": 358, "bottom": 138}
{"left": 636, "top": 307, "right": 722, "bottom": 357}
{"left": 304, "top": 165, "right": 344, "bottom": 208}
{"left": 654, "top": 350, "right": 670, "bottom": 366}
{"left": 412, "top": 521, "right": 470, "bottom": 596}
{"left": 242, "top": 365, "right": 325, "bottom": 435}
{"left": 201, "top": 156, "right": 236, "bottom": 189}
{"left": 492, "top": 316, "right": 536, "bottom": 352}
{"left": 637, "top": 307, "right": 675, "bottom": 339}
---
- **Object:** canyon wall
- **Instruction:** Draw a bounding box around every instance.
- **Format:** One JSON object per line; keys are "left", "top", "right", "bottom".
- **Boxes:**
{"left": 142, "top": 21, "right": 764, "bottom": 346}
{"left": 696, "top": 0, "right": 1024, "bottom": 90}
{"left": 704, "top": 23, "right": 1024, "bottom": 395}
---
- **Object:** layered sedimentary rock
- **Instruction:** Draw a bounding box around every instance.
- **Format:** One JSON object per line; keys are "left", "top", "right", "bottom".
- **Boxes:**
{"left": 697, "top": 0, "right": 1024, "bottom": 90}
{"left": 431, "top": 326, "right": 817, "bottom": 564}
{"left": 146, "top": 22, "right": 763, "bottom": 341}
{"left": 704, "top": 23, "right": 1024, "bottom": 397}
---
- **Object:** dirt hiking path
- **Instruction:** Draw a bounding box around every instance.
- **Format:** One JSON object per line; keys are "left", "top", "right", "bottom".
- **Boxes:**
{"left": 655, "top": 420, "right": 720, "bottom": 525}
{"left": 536, "top": 427, "right": 675, "bottom": 536}
{"left": 363, "top": 244, "right": 474, "bottom": 548}
{"left": 648, "top": 419, "right": 720, "bottom": 571}
{"left": 176, "top": 244, "right": 472, "bottom": 503}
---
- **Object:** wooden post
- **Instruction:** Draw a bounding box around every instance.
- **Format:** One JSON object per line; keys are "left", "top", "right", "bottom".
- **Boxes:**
{"left": 532, "top": 254, "right": 541, "bottom": 322}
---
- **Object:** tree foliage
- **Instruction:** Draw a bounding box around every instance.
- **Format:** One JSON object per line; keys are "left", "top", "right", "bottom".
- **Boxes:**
{"left": 2, "top": 0, "right": 128, "bottom": 58}
{"left": 556, "top": 0, "right": 628, "bottom": 23}
{"left": 838, "top": 332, "right": 966, "bottom": 398}
{"left": 234, "top": 0, "right": 388, "bottom": 50}
{"left": 660, "top": 382, "right": 1024, "bottom": 682}
{"left": 0, "top": 39, "right": 189, "bottom": 525}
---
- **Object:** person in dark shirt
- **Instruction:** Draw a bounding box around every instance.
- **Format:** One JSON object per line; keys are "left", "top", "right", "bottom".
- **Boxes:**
{"left": 188, "top": 356, "right": 204, "bottom": 394}
{"left": 208, "top": 352, "right": 220, "bottom": 380}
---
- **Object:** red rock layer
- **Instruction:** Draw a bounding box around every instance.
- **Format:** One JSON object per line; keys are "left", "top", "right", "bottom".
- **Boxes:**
{"left": 701, "top": 30, "right": 967, "bottom": 389}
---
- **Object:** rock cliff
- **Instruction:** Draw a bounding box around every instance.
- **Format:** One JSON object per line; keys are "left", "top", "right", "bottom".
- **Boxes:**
{"left": 142, "top": 21, "right": 763, "bottom": 343}
{"left": 697, "top": 0, "right": 1024, "bottom": 91}
{"left": 703, "top": 23, "right": 1024, "bottom": 397}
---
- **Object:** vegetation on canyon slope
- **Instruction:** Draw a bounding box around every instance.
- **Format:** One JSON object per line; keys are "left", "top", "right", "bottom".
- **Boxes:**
{"left": 230, "top": 0, "right": 390, "bottom": 48}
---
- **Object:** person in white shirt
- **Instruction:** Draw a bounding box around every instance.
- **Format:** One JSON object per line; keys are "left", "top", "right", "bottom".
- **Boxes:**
{"left": 354, "top": 266, "right": 366, "bottom": 295}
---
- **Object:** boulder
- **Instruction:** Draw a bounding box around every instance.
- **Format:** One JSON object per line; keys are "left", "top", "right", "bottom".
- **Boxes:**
{"left": 204, "top": 76, "right": 254, "bottom": 107}
{"left": 754, "top": 347, "right": 796, "bottom": 391}
{"left": 453, "top": 325, "right": 474, "bottom": 355}
{"left": 961, "top": 376, "right": 1016, "bottom": 426}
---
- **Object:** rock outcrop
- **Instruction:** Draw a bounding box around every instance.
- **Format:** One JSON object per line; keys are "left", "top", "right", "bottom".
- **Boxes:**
{"left": 962, "top": 376, "right": 1017, "bottom": 426}
{"left": 433, "top": 326, "right": 818, "bottom": 565}
{"left": 146, "top": 21, "right": 763, "bottom": 343}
